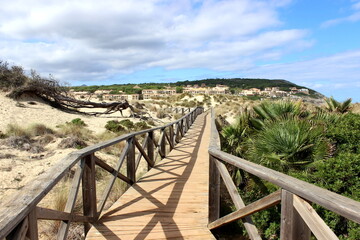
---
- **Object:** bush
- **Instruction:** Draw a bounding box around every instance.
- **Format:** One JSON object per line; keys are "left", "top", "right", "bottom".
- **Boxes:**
{"left": 69, "top": 118, "right": 86, "bottom": 127}
{"left": 119, "top": 119, "right": 134, "bottom": 129}
{"left": 105, "top": 120, "right": 125, "bottom": 133}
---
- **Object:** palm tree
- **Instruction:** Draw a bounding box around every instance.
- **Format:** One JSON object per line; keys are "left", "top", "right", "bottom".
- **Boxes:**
{"left": 325, "top": 97, "right": 352, "bottom": 113}
{"left": 247, "top": 119, "right": 329, "bottom": 172}
{"left": 250, "top": 100, "right": 309, "bottom": 130}
{"left": 221, "top": 110, "right": 251, "bottom": 156}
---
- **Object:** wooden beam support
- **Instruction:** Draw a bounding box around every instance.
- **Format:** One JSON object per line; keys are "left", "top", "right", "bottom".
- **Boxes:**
{"left": 293, "top": 195, "right": 338, "bottom": 240}
{"left": 94, "top": 156, "right": 132, "bottom": 184}
{"left": 164, "top": 130, "right": 174, "bottom": 150}
{"left": 127, "top": 137, "right": 136, "bottom": 186}
{"left": 26, "top": 209, "right": 38, "bottom": 240}
{"left": 209, "top": 156, "right": 220, "bottom": 223}
{"left": 147, "top": 131, "right": 154, "bottom": 171}
{"left": 169, "top": 125, "right": 175, "bottom": 150}
{"left": 159, "top": 130, "right": 166, "bottom": 159}
{"left": 36, "top": 207, "right": 90, "bottom": 222}
{"left": 215, "top": 160, "right": 261, "bottom": 240}
{"left": 208, "top": 190, "right": 281, "bottom": 230}
{"left": 82, "top": 154, "right": 97, "bottom": 234}
{"left": 97, "top": 142, "right": 129, "bottom": 215}
{"left": 134, "top": 136, "right": 153, "bottom": 170}
{"left": 280, "top": 190, "right": 310, "bottom": 240}
{"left": 57, "top": 160, "right": 84, "bottom": 240}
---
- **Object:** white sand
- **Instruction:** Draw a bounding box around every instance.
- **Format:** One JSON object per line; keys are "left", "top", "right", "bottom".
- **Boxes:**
{"left": 0, "top": 92, "right": 149, "bottom": 201}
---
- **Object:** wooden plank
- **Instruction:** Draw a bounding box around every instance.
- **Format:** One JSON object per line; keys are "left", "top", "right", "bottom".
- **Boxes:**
{"left": 209, "top": 147, "right": 360, "bottom": 224}
{"left": 215, "top": 160, "right": 261, "bottom": 240}
{"left": 57, "top": 160, "right": 85, "bottom": 240}
{"left": 208, "top": 190, "right": 281, "bottom": 230}
{"left": 86, "top": 111, "right": 214, "bottom": 240}
{"left": 82, "top": 154, "right": 97, "bottom": 234}
{"left": 293, "top": 195, "right": 338, "bottom": 240}
{"left": 94, "top": 155, "right": 132, "bottom": 184}
{"left": 97, "top": 142, "right": 129, "bottom": 215}
{"left": 208, "top": 155, "right": 220, "bottom": 223}
{"left": 280, "top": 189, "right": 310, "bottom": 240}
{"left": 26, "top": 209, "right": 38, "bottom": 240}
{"left": 36, "top": 207, "right": 90, "bottom": 222}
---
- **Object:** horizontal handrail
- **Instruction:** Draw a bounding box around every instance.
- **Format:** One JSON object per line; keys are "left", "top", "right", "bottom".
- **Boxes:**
{"left": 208, "top": 148, "right": 360, "bottom": 224}
{"left": 0, "top": 107, "right": 203, "bottom": 240}
{"left": 208, "top": 107, "right": 360, "bottom": 239}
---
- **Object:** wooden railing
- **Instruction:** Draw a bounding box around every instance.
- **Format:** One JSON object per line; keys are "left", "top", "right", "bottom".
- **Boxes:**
{"left": 208, "top": 108, "right": 360, "bottom": 240}
{"left": 0, "top": 107, "right": 204, "bottom": 240}
{"left": 165, "top": 107, "right": 191, "bottom": 114}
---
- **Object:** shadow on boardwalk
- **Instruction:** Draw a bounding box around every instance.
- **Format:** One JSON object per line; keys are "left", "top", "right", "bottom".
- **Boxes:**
{"left": 87, "top": 112, "right": 215, "bottom": 240}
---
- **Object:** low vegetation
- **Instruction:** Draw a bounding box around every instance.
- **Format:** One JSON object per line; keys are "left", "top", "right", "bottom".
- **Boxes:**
{"left": 219, "top": 98, "right": 358, "bottom": 239}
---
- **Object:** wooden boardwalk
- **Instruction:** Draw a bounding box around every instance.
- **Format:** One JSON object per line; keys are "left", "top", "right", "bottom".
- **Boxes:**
{"left": 86, "top": 112, "right": 215, "bottom": 239}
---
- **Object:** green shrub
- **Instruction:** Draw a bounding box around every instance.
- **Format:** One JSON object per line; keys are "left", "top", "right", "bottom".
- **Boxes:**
{"left": 69, "top": 118, "right": 86, "bottom": 127}
{"left": 105, "top": 120, "right": 125, "bottom": 133}
{"left": 119, "top": 119, "right": 134, "bottom": 129}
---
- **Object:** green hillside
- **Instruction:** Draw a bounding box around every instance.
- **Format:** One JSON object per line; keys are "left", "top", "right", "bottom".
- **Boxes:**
{"left": 72, "top": 78, "right": 322, "bottom": 98}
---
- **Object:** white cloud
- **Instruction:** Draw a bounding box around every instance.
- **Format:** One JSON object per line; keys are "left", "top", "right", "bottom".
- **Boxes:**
{"left": 322, "top": 1, "right": 360, "bottom": 27}
{"left": 242, "top": 50, "right": 360, "bottom": 101}
{"left": 0, "top": 0, "right": 314, "bottom": 82}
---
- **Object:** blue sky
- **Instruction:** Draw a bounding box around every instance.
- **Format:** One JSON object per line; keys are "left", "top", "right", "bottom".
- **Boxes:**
{"left": 1, "top": 0, "right": 360, "bottom": 102}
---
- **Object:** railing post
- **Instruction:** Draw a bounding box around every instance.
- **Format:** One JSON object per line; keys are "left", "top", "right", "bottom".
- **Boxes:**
{"left": 160, "top": 128, "right": 166, "bottom": 158}
{"left": 280, "top": 190, "right": 310, "bottom": 240}
{"left": 182, "top": 108, "right": 184, "bottom": 115}
{"left": 181, "top": 119, "right": 185, "bottom": 136}
{"left": 147, "top": 131, "right": 154, "bottom": 170}
{"left": 209, "top": 155, "right": 220, "bottom": 222}
{"left": 127, "top": 137, "right": 136, "bottom": 185}
{"left": 82, "top": 153, "right": 97, "bottom": 234}
{"left": 27, "top": 209, "right": 38, "bottom": 240}
{"left": 169, "top": 125, "right": 174, "bottom": 150}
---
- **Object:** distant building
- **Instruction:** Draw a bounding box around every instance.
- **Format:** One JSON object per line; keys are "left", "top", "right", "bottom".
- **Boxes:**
{"left": 103, "top": 94, "right": 140, "bottom": 101}
{"left": 299, "top": 88, "right": 310, "bottom": 94}
{"left": 94, "top": 89, "right": 112, "bottom": 95}
{"left": 142, "top": 89, "right": 177, "bottom": 99}
{"left": 183, "top": 84, "right": 229, "bottom": 95}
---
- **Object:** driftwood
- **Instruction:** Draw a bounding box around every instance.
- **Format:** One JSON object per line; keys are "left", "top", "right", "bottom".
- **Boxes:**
{"left": 7, "top": 75, "right": 136, "bottom": 116}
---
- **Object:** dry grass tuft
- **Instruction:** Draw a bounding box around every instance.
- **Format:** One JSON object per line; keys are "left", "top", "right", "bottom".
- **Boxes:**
{"left": 28, "top": 123, "right": 54, "bottom": 136}
{"left": 6, "top": 123, "right": 30, "bottom": 137}
{"left": 58, "top": 137, "right": 87, "bottom": 149}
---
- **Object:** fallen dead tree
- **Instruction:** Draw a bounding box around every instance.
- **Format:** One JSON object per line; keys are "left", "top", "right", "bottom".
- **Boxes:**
{"left": 6, "top": 70, "right": 136, "bottom": 116}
